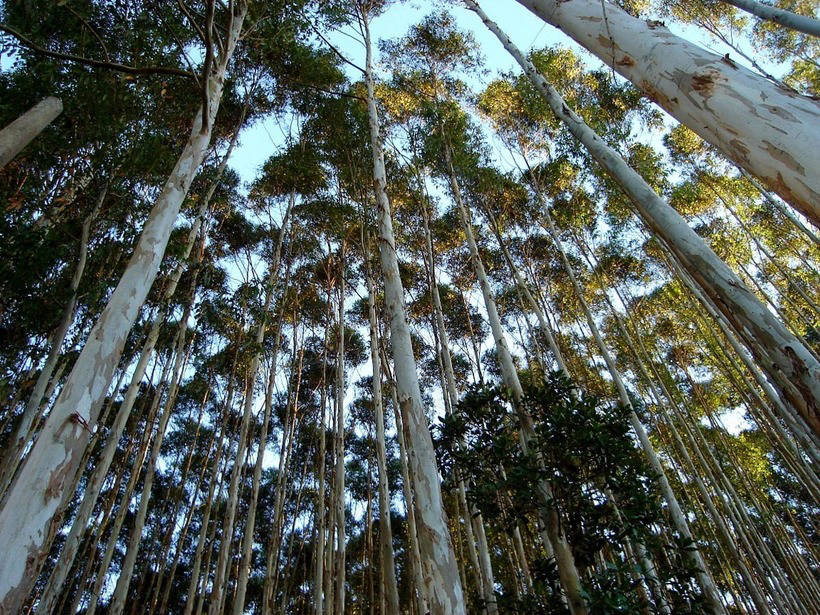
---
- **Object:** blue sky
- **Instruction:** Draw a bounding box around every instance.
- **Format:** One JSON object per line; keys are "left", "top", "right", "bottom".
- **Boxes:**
{"left": 228, "top": 1, "right": 574, "bottom": 184}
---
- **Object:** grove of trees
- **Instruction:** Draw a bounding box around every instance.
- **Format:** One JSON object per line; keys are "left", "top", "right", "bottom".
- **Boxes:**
{"left": 0, "top": 0, "right": 817, "bottom": 613}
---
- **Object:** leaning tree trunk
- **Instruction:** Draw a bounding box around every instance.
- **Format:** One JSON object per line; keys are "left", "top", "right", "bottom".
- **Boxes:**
{"left": 35, "top": 166, "right": 220, "bottom": 615}
{"left": 446, "top": 147, "right": 587, "bottom": 615}
{"left": 0, "top": 96, "right": 63, "bottom": 169}
{"left": 510, "top": 0, "right": 820, "bottom": 225}
{"left": 365, "top": 245, "right": 401, "bottom": 615}
{"left": 0, "top": 183, "right": 104, "bottom": 499}
{"left": 718, "top": 0, "right": 820, "bottom": 37}
{"left": 109, "top": 299, "right": 197, "bottom": 615}
{"left": 361, "top": 7, "right": 466, "bottom": 614}
{"left": 0, "top": 7, "right": 248, "bottom": 611}
{"left": 469, "top": 0, "right": 820, "bottom": 439}
{"left": 536, "top": 203, "right": 727, "bottom": 614}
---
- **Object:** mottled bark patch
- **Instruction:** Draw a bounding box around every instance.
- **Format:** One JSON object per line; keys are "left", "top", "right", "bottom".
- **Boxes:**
{"left": 616, "top": 55, "right": 635, "bottom": 67}
{"left": 690, "top": 69, "right": 721, "bottom": 98}
{"left": 761, "top": 140, "right": 805, "bottom": 174}
{"left": 639, "top": 79, "right": 678, "bottom": 109}
{"left": 44, "top": 456, "right": 74, "bottom": 503}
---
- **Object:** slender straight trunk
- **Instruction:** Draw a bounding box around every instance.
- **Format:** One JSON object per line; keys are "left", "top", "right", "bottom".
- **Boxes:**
{"left": 365, "top": 242, "right": 401, "bottom": 615}
{"left": 0, "top": 9, "right": 248, "bottom": 610}
{"left": 35, "top": 181, "right": 215, "bottom": 615}
{"left": 469, "top": 0, "right": 820, "bottom": 439}
{"left": 361, "top": 7, "right": 465, "bottom": 613}
{"left": 109, "top": 302, "right": 197, "bottom": 615}
{"left": 211, "top": 202, "right": 291, "bottom": 615}
{"left": 0, "top": 182, "right": 104, "bottom": 498}
{"left": 156, "top": 375, "right": 218, "bottom": 615}
{"left": 333, "top": 246, "right": 346, "bottom": 615}
{"left": 85, "top": 363, "right": 169, "bottom": 615}
{"left": 383, "top": 351, "right": 428, "bottom": 615}
{"left": 446, "top": 142, "right": 587, "bottom": 615}
{"left": 719, "top": 0, "right": 820, "bottom": 36}
{"left": 534, "top": 206, "right": 728, "bottom": 614}
{"left": 0, "top": 97, "right": 63, "bottom": 169}
{"left": 314, "top": 298, "right": 332, "bottom": 615}
{"left": 233, "top": 256, "right": 291, "bottom": 615}
{"left": 509, "top": 0, "right": 820, "bottom": 224}
{"left": 183, "top": 342, "right": 244, "bottom": 615}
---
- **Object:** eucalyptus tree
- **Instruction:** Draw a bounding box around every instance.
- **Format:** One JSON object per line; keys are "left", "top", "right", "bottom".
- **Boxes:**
{"left": 357, "top": 1, "right": 467, "bottom": 611}
{"left": 507, "top": 0, "right": 820, "bottom": 225}
{"left": 467, "top": 1, "right": 820, "bottom": 444}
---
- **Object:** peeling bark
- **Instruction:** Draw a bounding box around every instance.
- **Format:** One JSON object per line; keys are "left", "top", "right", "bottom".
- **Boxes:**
{"left": 0, "top": 6, "right": 247, "bottom": 611}
{"left": 514, "top": 0, "right": 820, "bottom": 226}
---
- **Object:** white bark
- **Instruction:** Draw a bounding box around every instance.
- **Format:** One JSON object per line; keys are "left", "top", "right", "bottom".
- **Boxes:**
{"left": 333, "top": 252, "right": 346, "bottom": 615}
{"left": 514, "top": 0, "right": 820, "bottom": 226}
{"left": 362, "top": 8, "right": 466, "bottom": 612}
{"left": 366, "top": 261, "right": 401, "bottom": 615}
{"left": 232, "top": 208, "right": 291, "bottom": 615}
{"left": 0, "top": 97, "right": 63, "bottom": 169}
{"left": 447, "top": 150, "right": 587, "bottom": 615}
{"left": 0, "top": 7, "right": 246, "bottom": 610}
{"left": 109, "top": 305, "right": 195, "bottom": 615}
{"left": 536, "top": 206, "right": 727, "bottom": 613}
{"left": 0, "top": 183, "right": 103, "bottom": 499}
{"left": 719, "top": 0, "right": 820, "bottom": 37}
{"left": 470, "top": 0, "right": 820, "bottom": 439}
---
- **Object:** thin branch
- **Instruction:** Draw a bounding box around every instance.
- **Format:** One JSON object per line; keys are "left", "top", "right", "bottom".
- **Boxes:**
{"left": 175, "top": 0, "right": 206, "bottom": 43}
{"left": 201, "top": 0, "right": 216, "bottom": 131}
{"left": 65, "top": 6, "right": 110, "bottom": 62}
{"left": 308, "top": 19, "right": 365, "bottom": 75}
{"left": 0, "top": 23, "right": 196, "bottom": 80}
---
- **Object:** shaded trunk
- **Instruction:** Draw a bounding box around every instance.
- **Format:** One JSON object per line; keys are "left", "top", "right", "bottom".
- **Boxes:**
{"left": 0, "top": 8, "right": 247, "bottom": 610}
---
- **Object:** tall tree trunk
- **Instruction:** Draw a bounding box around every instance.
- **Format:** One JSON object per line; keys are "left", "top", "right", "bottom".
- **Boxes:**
{"left": 34, "top": 176, "right": 217, "bottom": 614}
{"left": 0, "top": 182, "right": 104, "bottom": 499}
{"left": 365, "top": 239, "right": 401, "bottom": 615}
{"left": 469, "top": 0, "right": 820, "bottom": 439}
{"left": 232, "top": 218, "right": 291, "bottom": 614}
{"left": 0, "top": 8, "right": 248, "bottom": 610}
{"left": 509, "top": 0, "right": 820, "bottom": 224}
{"left": 446, "top": 142, "right": 587, "bottom": 615}
{"left": 0, "top": 97, "right": 63, "bottom": 169}
{"left": 333, "top": 244, "right": 346, "bottom": 615}
{"left": 361, "top": 7, "right": 466, "bottom": 613}
{"left": 534, "top": 204, "right": 727, "bottom": 614}
{"left": 109, "top": 300, "right": 197, "bottom": 615}
{"left": 718, "top": 0, "right": 820, "bottom": 37}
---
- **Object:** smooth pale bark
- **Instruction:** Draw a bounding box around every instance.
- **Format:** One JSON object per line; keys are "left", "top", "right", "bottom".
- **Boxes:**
{"left": 362, "top": 8, "right": 466, "bottom": 613}
{"left": 314, "top": 300, "right": 333, "bottom": 615}
{"left": 719, "top": 0, "right": 820, "bottom": 36}
{"left": 0, "top": 8, "right": 247, "bottom": 610}
{"left": 0, "top": 183, "right": 104, "bottom": 499}
{"left": 384, "top": 357, "right": 428, "bottom": 615}
{"left": 536, "top": 207, "right": 727, "bottom": 614}
{"left": 86, "top": 368, "right": 168, "bottom": 615}
{"left": 332, "top": 250, "right": 346, "bottom": 615}
{"left": 109, "top": 305, "right": 195, "bottom": 615}
{"left": 0, "top": 96, "right": 63, "bottom": 169}
{"left": 232, "top": 213, "right": 291, "bottom": 615}
{"left": 418, "top": 196, "right": 498, "bottom": 614}
{"left": 183, "top": 374, "right": 239, "bottom": 615}
{"left": 35, "top": 173, "right": 217, "bottom": 615}
{"left": 470, "top": 1, "right": 820, "bottom": 438}
{"left": 511, "top": 0, "right": 820, "bottom": 225}
{"left": 365, "top": 258, "right": 401, "bottom": 615}
{"left": 210, "top": 206, "right": 289, "bottom": 615}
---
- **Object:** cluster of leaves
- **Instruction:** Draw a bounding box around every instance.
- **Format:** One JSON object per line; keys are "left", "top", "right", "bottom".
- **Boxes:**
{"left": 437, "top": 371, "right": 709, "bottom": 613}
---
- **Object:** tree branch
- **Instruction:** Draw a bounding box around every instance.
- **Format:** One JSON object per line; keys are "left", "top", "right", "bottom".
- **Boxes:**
{"left": 0, "top": 23, "right": 196, "bottom": 80}
{"left": 200, "top": 0, "right": 216, "bottom": 131}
